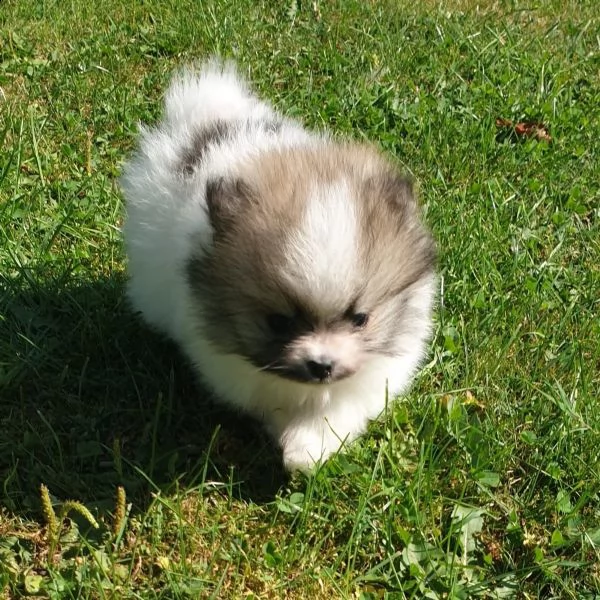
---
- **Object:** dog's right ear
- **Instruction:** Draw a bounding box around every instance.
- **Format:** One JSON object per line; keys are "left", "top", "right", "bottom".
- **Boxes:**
{"left": 206, "top": 177, "right": 253, "bottom": 234}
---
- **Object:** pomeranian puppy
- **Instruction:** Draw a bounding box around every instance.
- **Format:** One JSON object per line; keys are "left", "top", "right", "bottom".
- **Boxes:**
{"left": 121, "top": 59, "right": 436, "bottom": 471}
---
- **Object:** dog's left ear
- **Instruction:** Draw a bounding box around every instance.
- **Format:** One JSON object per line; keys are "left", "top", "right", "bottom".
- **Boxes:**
{"left": 206, "top": 177, "right": 253, "bottom": 234}
{"left": 364, "top": 170, "right": 417, "bottom": 214}
{"left": 382, "top": 171, "right": 416, "bottom": 210}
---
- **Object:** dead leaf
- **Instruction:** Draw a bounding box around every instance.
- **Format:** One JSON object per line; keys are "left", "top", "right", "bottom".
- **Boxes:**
{"left": 495, "top": 118, "right": 552, "bottom": 142}
{"left": 514, "top": 121, "right": 551, "bottom": 141}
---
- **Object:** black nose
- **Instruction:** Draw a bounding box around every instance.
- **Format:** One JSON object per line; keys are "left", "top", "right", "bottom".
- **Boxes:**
{"left": 306, "top": 359, "right": 334, "bottom": 382}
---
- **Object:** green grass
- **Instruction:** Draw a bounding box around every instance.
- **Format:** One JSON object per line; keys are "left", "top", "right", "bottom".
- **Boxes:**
{"left": 1, "top": 0, "right": 599, "bottom": 597}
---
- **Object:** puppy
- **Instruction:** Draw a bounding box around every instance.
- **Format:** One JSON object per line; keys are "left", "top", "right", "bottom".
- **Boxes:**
{"left": 121, "top": 59, "right": 436, "bottom": 471}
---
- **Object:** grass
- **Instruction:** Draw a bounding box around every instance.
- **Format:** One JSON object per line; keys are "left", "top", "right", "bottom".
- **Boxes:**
{"left": 1, "top": 0, "right": 599, "bottom": 597}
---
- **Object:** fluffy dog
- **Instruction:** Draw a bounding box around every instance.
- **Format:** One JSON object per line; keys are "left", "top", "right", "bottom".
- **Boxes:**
{"left": 121, "top": 60, "right": 436, "bottom": 471}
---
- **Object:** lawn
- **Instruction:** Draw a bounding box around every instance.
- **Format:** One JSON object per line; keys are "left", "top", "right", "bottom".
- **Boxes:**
{"left": 1, "top": 0, "right": 599, "bottom": 598}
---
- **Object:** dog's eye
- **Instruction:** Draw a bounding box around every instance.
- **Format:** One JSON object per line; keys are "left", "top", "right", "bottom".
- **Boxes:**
{"left": 266, "top": 313, "right": 295, "bottom": 336}
{"left": 350, "top": 312, "right": 369, "bottom": 328}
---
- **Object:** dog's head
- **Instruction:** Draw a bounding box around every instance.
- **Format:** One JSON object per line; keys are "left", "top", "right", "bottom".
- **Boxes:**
{"left": 187, "top": 144, "right": 436, "bottom": 385}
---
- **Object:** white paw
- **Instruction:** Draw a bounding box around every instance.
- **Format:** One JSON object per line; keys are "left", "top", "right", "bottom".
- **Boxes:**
{"left": 282, "top": 443, "right": 327, "bottom": 473}
{"left": 280, "top": 428, "right": 343, "bottom": 473}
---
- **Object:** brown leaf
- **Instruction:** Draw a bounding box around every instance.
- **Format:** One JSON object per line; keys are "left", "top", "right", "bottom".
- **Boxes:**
{"left": 495, "top": 117, "right": 551, "bottom": 142}
{"left": 514, "top": 121, "right": 552, "bottom": 142}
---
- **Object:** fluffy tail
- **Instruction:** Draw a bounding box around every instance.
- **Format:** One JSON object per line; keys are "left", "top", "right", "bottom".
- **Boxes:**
{"left": 162, "top": 58, "right": 273, "bottom": 132}
{"left": 121, "top": 58, "right": 276, "bottom": 207}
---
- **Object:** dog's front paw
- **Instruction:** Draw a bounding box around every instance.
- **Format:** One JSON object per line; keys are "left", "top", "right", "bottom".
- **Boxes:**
{"left": 282, "top": 443, "right": 324, "bottom": 473}
{"left": 280, "top": 428, "right": 338, "bottom": 473}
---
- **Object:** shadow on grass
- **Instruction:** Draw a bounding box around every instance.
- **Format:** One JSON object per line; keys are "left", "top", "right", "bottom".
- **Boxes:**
{"left": 0, "top": 270, "right": 287, "bottom": 518}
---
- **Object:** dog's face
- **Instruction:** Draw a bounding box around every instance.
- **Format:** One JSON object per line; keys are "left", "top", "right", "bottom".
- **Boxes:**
{"left": 187, "top": 145, "right": 435, "bottom": 385}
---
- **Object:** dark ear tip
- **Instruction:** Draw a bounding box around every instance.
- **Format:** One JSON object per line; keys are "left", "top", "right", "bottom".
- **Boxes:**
{"left": 234, "top": 177, "right": 254, "bottom": 198}
{"left": 365, "top": 168, "right": 417, "bottom": 207}
{"left": 207, "top": 177, "right": 252, "bottom": 201}
{"left": 397, "top": 174, "right": 415, "bottom": 199}
{"left": 206, "top": 177, "right": 251, "bottom": 233}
